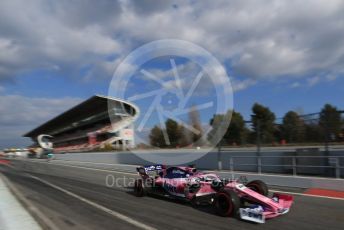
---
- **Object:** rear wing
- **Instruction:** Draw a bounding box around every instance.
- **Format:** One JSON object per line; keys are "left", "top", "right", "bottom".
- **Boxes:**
{"left": 136, "top": 164, "right": 164, "bottom": 175}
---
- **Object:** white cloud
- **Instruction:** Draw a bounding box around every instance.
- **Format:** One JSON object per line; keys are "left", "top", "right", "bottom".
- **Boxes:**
{"left": 290, "top": 82, "right": 301, "bottom": 88}
{"left": 0, "top": 95, "right": 82, "bottom": 148}
{"left": 115, "top": 0, "right": 344, "bottom": 81}
{"left": 325, "top": 74, "right": 338, "bottom": 82}
{"left": 292, "top": 73, "right": 339, "bottom": 88}
{"left": 232, "top": 79, "right": 256, "bottom": 92}
{"left": 0, "top": 0, "right": 123, "bottom": 82}
{"left": 0, "top": 0, "right": 343, "bottom": 84}
{"left": 307, "top": 76, "right": 321, "bottom": 87}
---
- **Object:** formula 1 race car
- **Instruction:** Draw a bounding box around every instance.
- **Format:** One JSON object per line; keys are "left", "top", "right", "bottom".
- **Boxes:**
{"left": 134, "top": 165, "right": 293, "bottom": 223}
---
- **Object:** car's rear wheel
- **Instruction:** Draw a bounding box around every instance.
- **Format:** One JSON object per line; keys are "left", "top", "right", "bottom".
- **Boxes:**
{"left": 134, "top": 179, "right": 147, "bottom": 197}
{"left": 246, "top": 180, "right": 268, "bottom": 196}
{"left": 213, "top": 189, "right": 240, "bottom": 217}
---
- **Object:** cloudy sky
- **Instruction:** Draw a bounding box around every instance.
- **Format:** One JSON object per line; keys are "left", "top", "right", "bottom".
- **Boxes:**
{"left": 1, "top": 0, "right": 344, "bottom": 148}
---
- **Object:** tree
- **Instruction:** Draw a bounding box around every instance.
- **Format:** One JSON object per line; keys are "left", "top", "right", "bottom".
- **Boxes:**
{"left": 178, "top": 124, "right": 192, "bottom": 147}
{"left": 149, "top": 126, "right": 165, "bottom": 147}
{"left": 165, "top": 119, "right": 180, "bottom": 147}
{"left": 208, "top": 110, "right": 239, "bottom": 145}
{"left": 304, "top": 123, "right": 322, "bottom": 143}
{"left": 319, "top": 104, "right": 342, "bottom": 142}
{"left": 251, "top": 103, "right": 276, "bottom": 144}
{"left": 189, "top": 106, "right": 205, "bottom": 145}
{"left": 223, "top": 111, "right": 247, "bottom": 145}
{"left": 208, "top": 110, "right": 232, "bottom": 146}
{"left": 281, "top": 111, "right": 305, "bottom": 143}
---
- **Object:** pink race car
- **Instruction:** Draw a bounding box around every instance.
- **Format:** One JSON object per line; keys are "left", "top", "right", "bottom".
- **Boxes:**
{"left": 134, "top": 165, "right": 293, "bottom": 223}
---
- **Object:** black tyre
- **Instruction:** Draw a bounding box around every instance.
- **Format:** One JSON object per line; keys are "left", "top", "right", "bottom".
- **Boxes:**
{"left": 246, "top": 180, "right": 268, "bottom": 196}
{"left": 134, "top": 179, "right": 147, "bottom": 197}
{"left": 190, "top": 196, "right": 199, "bottom": 207}
{"left": 213, "top": 189, "right": 240, "bottom": 217}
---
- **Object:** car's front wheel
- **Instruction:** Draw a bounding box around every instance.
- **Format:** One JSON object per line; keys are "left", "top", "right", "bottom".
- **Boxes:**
{"left": 246, "top": 180, "right": 269, "bottom": 196}
{"left": 213, "top": 189, "right": 240, "bottom": 217}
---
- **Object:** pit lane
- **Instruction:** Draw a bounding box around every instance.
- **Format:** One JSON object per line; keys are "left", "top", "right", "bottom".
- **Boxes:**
{"left": 0, "top": 159, "right": 343, "bottom": 230}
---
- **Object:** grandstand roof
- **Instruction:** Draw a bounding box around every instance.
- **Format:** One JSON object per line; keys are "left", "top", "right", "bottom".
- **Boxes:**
{"left": 23, "top": 95, "right": 137, "bottom": 138}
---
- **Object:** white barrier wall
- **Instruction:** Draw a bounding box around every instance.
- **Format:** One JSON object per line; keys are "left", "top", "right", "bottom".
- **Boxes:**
{"left": 53, "top": 149, "right": 344, "bottom": 178}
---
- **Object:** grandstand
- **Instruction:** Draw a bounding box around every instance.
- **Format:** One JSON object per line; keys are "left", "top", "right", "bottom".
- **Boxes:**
{"left": 23, "top": 95, "right": 139, "bottom": 152}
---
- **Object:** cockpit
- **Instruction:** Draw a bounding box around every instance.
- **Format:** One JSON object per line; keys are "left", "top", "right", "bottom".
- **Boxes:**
{"left": 165, "top": 167, "right": 193, "bottom": 179}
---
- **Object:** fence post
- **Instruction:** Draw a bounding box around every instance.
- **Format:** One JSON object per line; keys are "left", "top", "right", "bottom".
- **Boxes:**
{"left": 230, "top": 157, "right": 234, "bottom": 172}
{"left": 217, "top": 150, "right": 222, "bottom": 171}
{"left": 256, "top": 119, "right": 261, "bottom": 155}
{"left": 292, "top": 156, "right": 297, "bottom": 176}
{"left": 217, "top": 139, "right": 223, "bottom": 171}
{"left": 257, "top": 156, "right": 262, "bottom": 174}
{"left": 335, "top": 157, "right": 340, "bottom": 179}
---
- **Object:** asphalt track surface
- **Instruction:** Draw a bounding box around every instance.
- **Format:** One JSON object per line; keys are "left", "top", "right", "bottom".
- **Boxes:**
{"left": 0, "top": 159, "right": 343, "bottom": 230}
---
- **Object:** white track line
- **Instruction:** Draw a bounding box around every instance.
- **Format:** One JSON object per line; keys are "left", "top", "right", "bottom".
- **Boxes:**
{"left": 205, "top": 169, "right": 344, "bottom": 181}
{"left": 269, "top": 189, "right": 344, "bottom": 201}
{"left": 52, "top": 159, "right": 139, "bottom": 167}
{"left": 19, "top": 160, "right": 137, "bottom": 176}
{"left": 29, "top": 175, "right": 156, "bottom": 230}
{"left": 50, "top": 163, "right": 137, "bottom": 175}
